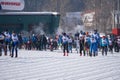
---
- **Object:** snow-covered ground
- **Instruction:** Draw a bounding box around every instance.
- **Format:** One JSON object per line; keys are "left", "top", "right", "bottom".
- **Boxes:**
{"left": 0, "top": 49, "right": 120, "bottom": 80}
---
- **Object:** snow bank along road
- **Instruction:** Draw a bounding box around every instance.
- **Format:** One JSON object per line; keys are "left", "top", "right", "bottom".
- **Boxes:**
{"left": 0, "top": 49, "right": 120, "bottom": 80}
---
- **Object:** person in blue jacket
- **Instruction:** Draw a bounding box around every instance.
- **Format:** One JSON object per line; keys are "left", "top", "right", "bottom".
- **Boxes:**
{"left": 22, "top": 36, "right": 28, "bottom": 50}
{"left": 90, "top": 36, "right": 98, "bottom": 57}
{"left": 58, "top": 35, "right": 63, "bottom": 50}
{"left": 92, "top": 30, "right": 100, "bottom": 55}
{"left": 31, "top": 34, "right": 37, "bottom": 49}
{"left": 100, "top": 36, "right": 109, "bottom": 56}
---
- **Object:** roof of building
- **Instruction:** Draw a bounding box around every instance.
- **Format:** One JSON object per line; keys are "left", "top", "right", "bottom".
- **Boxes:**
{"left": 0, "top": 12, "right": 60, "bottom": 15}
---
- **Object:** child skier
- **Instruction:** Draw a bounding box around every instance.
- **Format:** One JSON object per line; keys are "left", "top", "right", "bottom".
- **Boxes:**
{"left": 100, "top": 36, "right": 109, "bottom": 56}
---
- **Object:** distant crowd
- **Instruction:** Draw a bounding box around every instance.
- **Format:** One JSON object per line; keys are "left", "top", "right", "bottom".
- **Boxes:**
{"left": 0, "top": 29, "right": 120, "bottom": 58}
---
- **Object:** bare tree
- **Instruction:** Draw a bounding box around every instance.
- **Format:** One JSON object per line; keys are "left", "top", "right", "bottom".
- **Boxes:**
{"left": 84, "top": 0, "right": 114, "bottom": 33}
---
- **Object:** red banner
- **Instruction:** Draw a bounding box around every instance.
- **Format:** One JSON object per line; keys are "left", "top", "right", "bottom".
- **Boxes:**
{"left": 0, "top": 0, "right": 24, "bottom": 10}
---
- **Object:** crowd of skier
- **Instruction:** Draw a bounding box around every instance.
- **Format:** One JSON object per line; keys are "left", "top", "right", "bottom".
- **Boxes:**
{"left": 61, "top": 30, "right": 120, "bottom": 56}
{"left": 0, "top": 29, "right": 120, "bottom": 58}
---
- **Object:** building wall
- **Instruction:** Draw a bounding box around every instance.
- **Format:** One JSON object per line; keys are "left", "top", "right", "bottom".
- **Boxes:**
{"left": 0, "top": 13, "right": 60, "bottom": 34}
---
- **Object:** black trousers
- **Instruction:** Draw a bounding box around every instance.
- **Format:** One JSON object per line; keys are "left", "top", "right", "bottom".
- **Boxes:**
{"left": 63, "top": 43, "right": 69, "bottom": 53}
{"left": 102, "top": 46, "right": 107, "bottom": 55}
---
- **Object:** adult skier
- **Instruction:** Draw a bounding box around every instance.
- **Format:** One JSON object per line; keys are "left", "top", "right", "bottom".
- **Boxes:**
{"left": 62, "top": 33, "right": 69, "bottom": 56}
{"left": 11, "top": 31, "right": 19, "bottom": 58}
